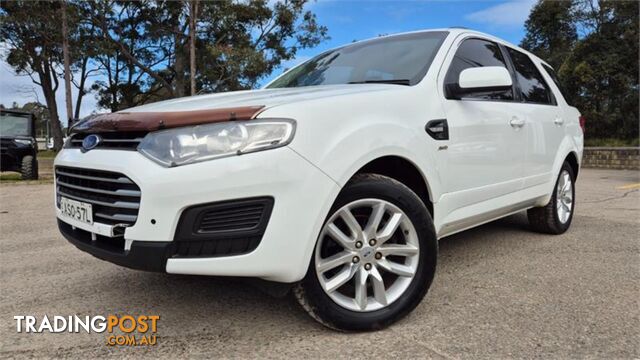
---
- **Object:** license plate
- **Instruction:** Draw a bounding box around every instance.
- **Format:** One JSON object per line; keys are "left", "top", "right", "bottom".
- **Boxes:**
{"left": 59, "top": 197, "right": 93, "bottom": 225}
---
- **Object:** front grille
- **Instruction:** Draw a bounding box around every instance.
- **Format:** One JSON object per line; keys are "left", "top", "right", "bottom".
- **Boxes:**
{"left": 55, "top": 166, "right": 141, "bottom": 226}
{"left": 67, "top": 132, "right": 147, "bottom": 150}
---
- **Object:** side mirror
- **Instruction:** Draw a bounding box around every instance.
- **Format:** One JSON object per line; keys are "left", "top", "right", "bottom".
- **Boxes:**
{"left": 454, "top": 66, "right": 512, "bottom": 97}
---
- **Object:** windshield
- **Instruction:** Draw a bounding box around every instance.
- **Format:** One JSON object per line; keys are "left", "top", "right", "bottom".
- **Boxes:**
{"left": 0, "top": 112, "right": 32, "bottom": 137}
{"left": 267, "top": 31, "right": 449, "bottom": 88}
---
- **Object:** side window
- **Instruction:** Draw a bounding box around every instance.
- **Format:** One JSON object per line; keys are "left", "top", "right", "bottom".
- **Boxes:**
{"left": 506, "top": 48, "right": 554, "bottom": 105}
{"left": 444, "top": 38, "right": 513, "bottom": 101}
{"left": 542, "top": 64, "right": 572, "bottom": 106}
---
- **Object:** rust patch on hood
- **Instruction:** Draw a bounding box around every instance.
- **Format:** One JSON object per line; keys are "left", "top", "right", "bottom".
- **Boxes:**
{"left": 70, "top": 105, "right": 266, "bottom": 134}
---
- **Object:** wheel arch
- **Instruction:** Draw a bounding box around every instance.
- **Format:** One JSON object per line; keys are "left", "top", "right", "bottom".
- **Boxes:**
{"left": 550, "top": 136, "right": 582, "bottom": 186}
{"left": 349, "top": 155, "right": 434, "bottom": 216}
{"left": 565, "top": 151, "right": 579, "bottom": 180}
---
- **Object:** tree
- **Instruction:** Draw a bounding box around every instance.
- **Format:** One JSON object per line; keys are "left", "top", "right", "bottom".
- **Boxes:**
{"left": 193, "top": 0, "right": 329, "bottom": 93}
{"left": 79, "top": 1, "right": 166, "bottom": 112}
{"left": 520, "top": 0, "right": 578, "bottom": 70}
{"left": 79, "top": 0, "right": 328, "bottom": 110}
{"left": 3, "top": 0, "right": 328, "bottom": 123}
{"left": 62, "top": 0, "right": 74, "bottom": 125}
{"left": 69, "top": 17, "right": 102, "bottom": 120}
{"left": 560, "top": 0, "right": 639, "bottom": 140}
{"left": 521, "top": 0, "right": 639, "bottom": 142}
{"left": 188, "top": 0, "right": 199, "bottom": 96}
{"left": 1, "top": 1, "right": 66, "bottom": 150}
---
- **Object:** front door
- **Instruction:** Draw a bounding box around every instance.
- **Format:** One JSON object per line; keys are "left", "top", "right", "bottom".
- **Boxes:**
{"left": 435, "top": 36, "right": 526, "bottom": 228}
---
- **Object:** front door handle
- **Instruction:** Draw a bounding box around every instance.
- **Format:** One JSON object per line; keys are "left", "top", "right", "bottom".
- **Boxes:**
{"left": 509, "top": 117, "right": 525, "bottom": 128}
{"left": 554, "top": 117, "right": 564, "bottom": 126}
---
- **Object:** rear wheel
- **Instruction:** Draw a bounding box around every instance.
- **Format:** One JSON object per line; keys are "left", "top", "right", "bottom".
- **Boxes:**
{"left": 20, "top": 155, "right": 38, "bottom": 180}
{"left": 527, "top": 162, "right": 575, "bottom": 234}
{"left": 294, "top": 174, "right": 437, "bottom": 331}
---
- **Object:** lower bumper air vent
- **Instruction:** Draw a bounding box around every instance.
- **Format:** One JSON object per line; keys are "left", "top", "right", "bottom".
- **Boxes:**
{"left": 173, "top": 197, "right": 274, "bottom": 257}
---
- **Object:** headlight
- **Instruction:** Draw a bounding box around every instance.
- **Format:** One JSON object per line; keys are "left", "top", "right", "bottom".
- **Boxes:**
{"left": 137, "top": 119, "right": 296, "bottom": 167}
{"left": 14, "top": 138, "right": 34, "bottom": 146}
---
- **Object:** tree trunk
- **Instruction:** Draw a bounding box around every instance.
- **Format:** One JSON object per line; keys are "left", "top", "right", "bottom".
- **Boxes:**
{"left": 189, "top": 0, "right": 198, "bottom": 96}
{"left": 174, "top": 32, "right": 186, "bottom": 98}
{"left": 74, "top": 57, "right": 89, "bottom": 119}
{"left": 61, "top": 0, "right": 74, "bottom": 126}
{"left": 39, "top": 64, "right": 64, "bottom": 151}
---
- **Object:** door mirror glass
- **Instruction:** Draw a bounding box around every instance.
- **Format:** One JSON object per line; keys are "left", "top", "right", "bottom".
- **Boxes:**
{"left": 457, "top": 66, "right": 512, "bottom": 95}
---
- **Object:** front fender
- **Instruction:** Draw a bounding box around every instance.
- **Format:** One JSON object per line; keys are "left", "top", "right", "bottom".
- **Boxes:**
{"left": 289, "top": 117, "right": 441, "bottom": 204}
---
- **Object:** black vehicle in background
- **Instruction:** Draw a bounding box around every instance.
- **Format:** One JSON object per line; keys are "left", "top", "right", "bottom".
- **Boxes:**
{"left": 0, "top": 110, "right": 38, "bottom": 180}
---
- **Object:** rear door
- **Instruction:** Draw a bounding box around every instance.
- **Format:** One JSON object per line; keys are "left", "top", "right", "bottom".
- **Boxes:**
{"left": 504, "top": 47, "right": 563, "bottom": 187}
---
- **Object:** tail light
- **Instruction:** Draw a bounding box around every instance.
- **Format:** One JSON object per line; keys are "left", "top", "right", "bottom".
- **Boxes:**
{"left": 579, "top": 116, "right": 586, "bottom": 134}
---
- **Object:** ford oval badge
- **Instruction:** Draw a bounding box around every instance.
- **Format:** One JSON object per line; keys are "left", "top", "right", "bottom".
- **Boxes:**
{"left": 82, "top": 134, "right": 102, "bottom": 152}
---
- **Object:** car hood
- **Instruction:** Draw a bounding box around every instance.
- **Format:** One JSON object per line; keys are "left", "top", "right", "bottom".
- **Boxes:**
{"left": 71, "top": 84, "right": 401, "bottom": 133}
{"left": 125, "top": 84, "right": 399, "bottom": 113}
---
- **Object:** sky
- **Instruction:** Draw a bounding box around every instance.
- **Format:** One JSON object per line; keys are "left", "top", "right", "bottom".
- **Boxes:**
{"left": 0, "top": 0, "right": 536, "bottom": 126}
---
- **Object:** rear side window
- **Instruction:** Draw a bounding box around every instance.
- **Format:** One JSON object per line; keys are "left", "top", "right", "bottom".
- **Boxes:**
{"left": 444, "top": 38, "right": 513, "bottom": 101}
{"left": 541, "top": 64, "right": 572, "bottom": 105}
{"left": 506, "top": 48, "right": 555, "bottom": 105}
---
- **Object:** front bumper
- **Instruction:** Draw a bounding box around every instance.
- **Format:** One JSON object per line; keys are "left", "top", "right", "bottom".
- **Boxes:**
{"left": 58, "top": 219, "right": 172, "bottom": 272}
{"left": 54, "top": 147, "right": 340, "bottom": 282}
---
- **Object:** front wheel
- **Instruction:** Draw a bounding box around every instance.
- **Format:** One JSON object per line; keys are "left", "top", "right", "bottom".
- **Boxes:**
{"left": 294, "top": 174, "right": 437, "bottom": 331}
{"left": 527, "top": 162, "right": 575, "bottom": 234}
{"left": 21, "top": 155, "right": 38, "bottom": 180}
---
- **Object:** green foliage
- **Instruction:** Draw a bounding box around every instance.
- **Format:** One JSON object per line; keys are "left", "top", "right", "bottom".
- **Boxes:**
{"left": 521, "top": 0, "right": 577, "bottom": 70}
{"left": 0, "top": 173, "right": 22, "bottom": 181}
{"left": 75, "top": 0, "right": 329, "bottom": 111}
{"left": 0, "top": 1, "right": 67, "bottom": 149}
{"left": 521, "top": 0, "right": 639, "bottom": 142}
{"left": 2, "top": 0, "right": 327, "bottom": 121}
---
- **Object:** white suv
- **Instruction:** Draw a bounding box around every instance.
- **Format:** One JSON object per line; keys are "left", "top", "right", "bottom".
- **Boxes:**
{"left": 55, "top": 28, "right": 583, "bottom": 331}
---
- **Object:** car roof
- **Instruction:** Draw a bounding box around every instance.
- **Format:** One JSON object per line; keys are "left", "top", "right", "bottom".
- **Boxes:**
{"left": 264, "top": 27, "right": 554, "bottom": 89}
{"left": 0, "top": 109, "right": 34, "bottom": 117}
{"left": 356, "top": 28, "right": 553, "bottom": 69}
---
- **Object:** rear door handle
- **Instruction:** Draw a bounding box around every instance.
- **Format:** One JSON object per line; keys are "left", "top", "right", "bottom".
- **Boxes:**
{"left": 509, "top": 117, "right": 525, "bottom": 128}
{"left": 554, "top": 117, "right": 564, "bottom": 125}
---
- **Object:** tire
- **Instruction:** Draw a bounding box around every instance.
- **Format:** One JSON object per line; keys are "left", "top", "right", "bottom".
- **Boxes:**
{"left": 20, "top": 155, "right": 38, "bottom": 180}
{"left": 527, "top": 162, "right": 575, "bottom": 234}
{"left": 294, "top": 173, "right": 438, "bottom": 331}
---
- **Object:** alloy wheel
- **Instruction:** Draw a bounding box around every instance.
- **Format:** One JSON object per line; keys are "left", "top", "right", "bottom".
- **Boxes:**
{"left": 315, "top": 198, "right": 420, "bottom": 312}
{"left": 556, "top": 169, "right": 573, "bottom": 224}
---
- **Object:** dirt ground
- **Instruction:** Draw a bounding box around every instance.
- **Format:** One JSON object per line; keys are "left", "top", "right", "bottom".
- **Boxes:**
{"left": 0, "top": 168, "right": 638, "bottom": 358}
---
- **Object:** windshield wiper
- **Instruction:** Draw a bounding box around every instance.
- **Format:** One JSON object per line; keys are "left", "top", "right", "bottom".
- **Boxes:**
{"left": 348, "top": 79, "right": 411, "bottom": 86}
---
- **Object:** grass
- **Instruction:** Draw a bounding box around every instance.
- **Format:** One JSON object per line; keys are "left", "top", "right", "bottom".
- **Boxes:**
{"left": 0, "top": 172, "right": 53, "bottom": 185}
{"left": 0, "top": 173, "right": 22, "bottom": 181}
{"left": 585, "top": 138, "right": 639, "bottom": 147}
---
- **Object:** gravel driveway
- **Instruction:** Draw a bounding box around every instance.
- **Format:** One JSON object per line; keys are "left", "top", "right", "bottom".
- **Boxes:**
{"left": 0, "top": 168, "right": 638, "bottom": 358}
